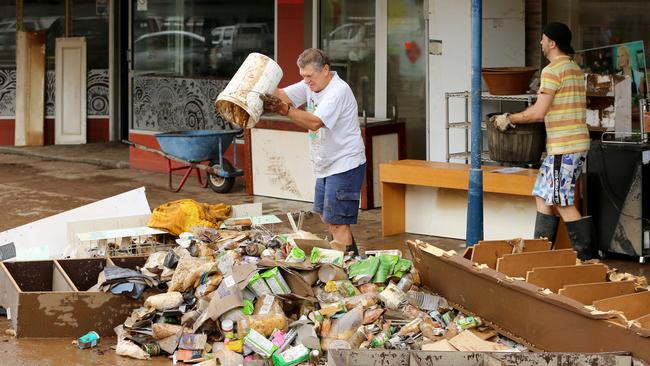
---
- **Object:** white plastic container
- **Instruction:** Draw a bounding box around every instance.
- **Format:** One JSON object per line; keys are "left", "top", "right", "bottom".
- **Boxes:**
{"left": 215, "top": 52, "right": 283, "bottom": 129}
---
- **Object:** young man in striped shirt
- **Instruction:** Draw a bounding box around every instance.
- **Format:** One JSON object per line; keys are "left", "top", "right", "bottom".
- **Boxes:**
{"left": 491, "top": 22, "right": 593, "bottom": 260}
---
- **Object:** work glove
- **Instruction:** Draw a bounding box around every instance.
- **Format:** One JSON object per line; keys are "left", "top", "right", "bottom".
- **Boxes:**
{"left": 490, "top": 113, "right": 514, "bottom": 131}
{"left": 261, "top": 94, "right": 290, "bottom": 116}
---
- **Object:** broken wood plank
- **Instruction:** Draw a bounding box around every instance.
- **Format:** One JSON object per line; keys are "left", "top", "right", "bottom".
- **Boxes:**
{"left": 559, "top": 281, "right": 636, "bottom": 305}
{"left": 471, "top": 239, "right": 550, "bottom": 269}
{"left": 525, "top": 264, "right": 607, "bottom": 293}
{"left": 593, "top": 291, "right": 650, "bottom": 321}
{"left": 495, "top": 249, "right": 577, "bottom": 278}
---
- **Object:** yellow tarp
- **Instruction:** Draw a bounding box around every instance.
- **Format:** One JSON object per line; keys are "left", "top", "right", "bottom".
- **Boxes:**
{"left": 147, "top": 199, "right": 231, "bottom": 236}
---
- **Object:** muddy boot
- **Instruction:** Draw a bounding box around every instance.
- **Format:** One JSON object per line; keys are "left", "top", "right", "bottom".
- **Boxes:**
{"left": 565, "top": 216, "right": 594, "bottom": 261}
{"left": 533, "top": 212, "right": 560, "bottom": 247}
{"left": 346, "top": 236, "right": 359, "bottom": 257}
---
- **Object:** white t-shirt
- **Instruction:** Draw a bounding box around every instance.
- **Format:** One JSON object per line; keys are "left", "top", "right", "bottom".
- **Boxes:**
{"left": 283, "top": 72, "right": 366, "bottom": 178}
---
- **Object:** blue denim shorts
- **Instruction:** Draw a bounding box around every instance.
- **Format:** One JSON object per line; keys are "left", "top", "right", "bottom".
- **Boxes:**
{"left": 313, "top": 163, "right": 366, "bottom": 225}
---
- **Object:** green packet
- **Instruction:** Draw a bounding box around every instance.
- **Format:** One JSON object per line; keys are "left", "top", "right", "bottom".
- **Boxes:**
{"left": 372, "top": 254, "right": 399, "bottom": 283}
{"left": 271, "top": 344, "right": 310, "bottom": 366}
{"left": 285, "top": 246, "right": 306, "bottom": 263}
{"left": 393, "top": 258, "right": 412, "bottom": 278}
{"left": 241, "top": 299, "right": 255, "bottom": 315}
{"left": 260, "top": 267, "right": 291, "bottom": 295}
{"left": 347, "top": 256, "right": 380, "bottom": 283}
{"left": 244, "top": 329, "right": 277, "bottom": 358}
{"left": 309, "top": 247, "right": 344, "bottom": 265}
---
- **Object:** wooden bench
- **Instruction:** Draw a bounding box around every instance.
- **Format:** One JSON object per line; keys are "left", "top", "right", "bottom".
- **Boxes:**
{"left": 379, "top": 160, "right": 573, "bottom": 248}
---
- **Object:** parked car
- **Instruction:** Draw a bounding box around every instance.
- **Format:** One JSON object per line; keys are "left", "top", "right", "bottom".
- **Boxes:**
{"left": 323, "top": 22, "right": 374, "bottom": 62}
{"left": 208, "top": 22, "right": 273, "bottom": 72}
{"left": 134, "top": 30, "right": 209, "bottom": 75}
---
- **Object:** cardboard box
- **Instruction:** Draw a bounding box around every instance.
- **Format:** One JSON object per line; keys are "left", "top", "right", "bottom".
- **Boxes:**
{"left": 408, "top": 240, "right": 650, "bottom": 363}
{"left": 0, "top": 256, "right": 150, "bottom": 337}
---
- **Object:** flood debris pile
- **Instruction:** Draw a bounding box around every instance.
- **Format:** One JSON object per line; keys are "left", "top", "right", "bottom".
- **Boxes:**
{"left": 107, "top": 225, "right": 526, "bottom": 364}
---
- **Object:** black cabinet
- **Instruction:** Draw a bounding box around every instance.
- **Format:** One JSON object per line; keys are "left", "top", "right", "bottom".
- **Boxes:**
{"left": 587, "top": 141, "right": 650, "bottom": 261}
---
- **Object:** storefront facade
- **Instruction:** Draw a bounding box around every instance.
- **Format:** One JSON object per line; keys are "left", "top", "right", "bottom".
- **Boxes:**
{"left": 0, "top": 1, "right": 648, "bottom": 164}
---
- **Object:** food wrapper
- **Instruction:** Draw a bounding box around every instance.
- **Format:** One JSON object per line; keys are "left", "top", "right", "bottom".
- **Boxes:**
{"left": 348, "top": 256, "right": 380, "bottom": 284}
{"left": 271, "top": 344, "right": 310, "bottom": 366}
{"left": 260, "top": 267, "right": 291, "bottom": 295}
{"left": 243, "top": 329, "right": 278, "bottom": 358}
{"left": 285, "top": 246, "right": 306, "bottom": 263}
{"left": 237, "top": 295, "right": 288, "bottom": 337}
{"left": 321, "top": 306, "right": 364, "bottom": 350}
{"left": 393, "top": 258, "right": 412, "bottom": 278}
{"left": 309, "top": 247, "right": 344, "bottom": 265}
{"left": 372, "top": 255, "right": 399, "bottom": 283}
{"left": 247, "top": 272, "right": 273, "bottom": 297}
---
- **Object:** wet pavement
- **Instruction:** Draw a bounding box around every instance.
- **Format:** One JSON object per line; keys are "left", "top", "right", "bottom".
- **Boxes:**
{"left": 0, "top": 143, "right": 646, "bottom": 364}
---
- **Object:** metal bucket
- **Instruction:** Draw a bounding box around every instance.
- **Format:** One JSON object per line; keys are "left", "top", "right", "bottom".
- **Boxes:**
{"left": 215, "top": 53, "right": 283, "bottom": 129}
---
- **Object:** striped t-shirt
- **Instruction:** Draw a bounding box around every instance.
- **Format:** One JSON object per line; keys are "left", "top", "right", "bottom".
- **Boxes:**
{"left": 539, "top": 55, "right": 590, "bottom": 155}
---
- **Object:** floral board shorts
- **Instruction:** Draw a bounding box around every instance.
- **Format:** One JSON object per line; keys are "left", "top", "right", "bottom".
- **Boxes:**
{"left": 532, "top": 152, "right": 587, "bottom": 206}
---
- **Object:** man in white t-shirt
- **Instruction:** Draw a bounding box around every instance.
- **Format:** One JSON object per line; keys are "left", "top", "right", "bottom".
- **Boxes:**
{"left": 262, "top": 48, "right": 366, "bottom": 255}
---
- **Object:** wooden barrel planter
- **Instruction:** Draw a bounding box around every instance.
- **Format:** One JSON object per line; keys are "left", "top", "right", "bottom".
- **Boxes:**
{"left": 486, "top": 113, "right": 546, "bottom": 164}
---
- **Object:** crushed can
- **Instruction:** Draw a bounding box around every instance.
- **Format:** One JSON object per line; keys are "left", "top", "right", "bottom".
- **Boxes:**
{"left": 77, "top": 331, "right": 100, "bottom": 349}
{"left": 144, "top": 342, "right": 161, "bottom": 356}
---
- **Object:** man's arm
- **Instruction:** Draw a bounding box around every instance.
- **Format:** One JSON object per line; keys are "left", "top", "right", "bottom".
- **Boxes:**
{"left": 266, "top": 89, "right": 324, "bottom": 131}
{"left": 509, "top": 93, "right": 554, "bottom": 124}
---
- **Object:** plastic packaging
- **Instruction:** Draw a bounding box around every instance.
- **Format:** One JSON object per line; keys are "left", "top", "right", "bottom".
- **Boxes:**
{"left": 419, "top": 322, "right": 444, "bottom": 339}
{"left": 244, "top": 329, "right": 278, "bottom": 358}
{"left": 271, "top": 344, "right": 310, "bottom": 366}
{"left": 363, "top": 308, "right": 384, "bottom": 324}
{"left": 247, "top": 272, "right": 273, "bottom": 297}
{"left": 347, "top": 327, "right": 368, "bottom": 349}
{"left": 378, "top": 283, "right": 406, "bottom": 310}
{"left": 77, "top": 331, "right": 100, "bottom": 349}
{"left": 261, "top": 267, "right": 291, "bottom": 295}
{"left": 348, "top": 256, "right": 380, "bottom": 284}
{"left": 455, "top": 316, "right": 481, "bottom": 330}
{"left": 310, "top": 247, "right": 344, "bottom": 265}
{"left": 370, "top": 329, "right": 391, "bottom": 348}
{"left": 286, "top": 246, "right": 306, "bottom": 263}
{"left": 393, "top": 259, "right": 412, "bottom": 278}
{"left": 372, "top": 255, "right": 399, "bottom": 283}
{"left": 321, "top": 306, "right": 364, "bottom": 350}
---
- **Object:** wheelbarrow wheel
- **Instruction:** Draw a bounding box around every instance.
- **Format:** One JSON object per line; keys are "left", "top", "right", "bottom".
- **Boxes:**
{"left": 208, "top": 158, "right": 236, "bottom": 193}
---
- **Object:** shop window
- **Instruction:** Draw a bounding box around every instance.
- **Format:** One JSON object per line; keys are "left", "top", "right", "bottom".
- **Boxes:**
{"left": 387, "top": 0, "right": 426, "bottom": 159}
{"left": 133, "top": 0, "right": 275, "bottom": 78}
{"left": 0, "top": 1, "right": 17, "bottom": 69}
{"left": 320, "top": 0, "right": 375, "bottom": 116}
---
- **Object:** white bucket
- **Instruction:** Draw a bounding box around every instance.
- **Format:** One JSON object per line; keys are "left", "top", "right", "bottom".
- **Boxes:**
{"left": 215, "top": 53, "right": 283, "bottom": 129}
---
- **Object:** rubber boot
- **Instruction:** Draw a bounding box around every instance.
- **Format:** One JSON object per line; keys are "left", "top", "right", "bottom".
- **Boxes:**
{"left": 533, "top": 212, "right": 560, "bottom": 247}
{"left": 346, "top": 235, "right": 359, "bottom": 257}
{"left": 565, "top": 216, "right": 594, "bottom": 261}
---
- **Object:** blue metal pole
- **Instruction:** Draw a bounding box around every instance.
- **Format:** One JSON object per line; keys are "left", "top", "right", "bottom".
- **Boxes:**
{"left": 466, "top": 0, "right": 484, "bottom": 247}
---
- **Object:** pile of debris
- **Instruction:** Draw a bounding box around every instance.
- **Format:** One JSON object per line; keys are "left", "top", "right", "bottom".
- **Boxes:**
{"left": 105, "top": 224, "right": 526, "bottom": 364}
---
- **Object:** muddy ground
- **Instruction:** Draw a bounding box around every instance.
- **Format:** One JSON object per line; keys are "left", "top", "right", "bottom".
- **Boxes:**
{"left": 0, "top": 147, "right": 645, "bottom": 365}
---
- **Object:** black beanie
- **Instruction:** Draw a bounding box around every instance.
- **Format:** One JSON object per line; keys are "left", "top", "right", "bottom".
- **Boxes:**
{"left": 543, "top": 22, "right": 575, "bottom": 55}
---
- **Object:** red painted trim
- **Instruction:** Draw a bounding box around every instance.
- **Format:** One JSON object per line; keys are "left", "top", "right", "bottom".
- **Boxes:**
{"left": 87, "top": 118, "right": 110, "bottom": 142}
{"left": 44, "top": 119, "right": 55, "bottom": 145}
{"left": 0, "top": 120, "right": 15, "bottom": 145}
{"left": 244, "top": 128, "right": 253, "bottom": 195}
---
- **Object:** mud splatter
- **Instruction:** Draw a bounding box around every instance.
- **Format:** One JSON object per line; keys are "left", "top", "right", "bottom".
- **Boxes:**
{"left": 265, "top": 153, "right": 301, "bottom": 197}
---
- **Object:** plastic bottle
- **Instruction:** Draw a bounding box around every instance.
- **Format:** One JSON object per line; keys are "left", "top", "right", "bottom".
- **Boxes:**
{"left": 396, "top": 274, "right": 414, "bottom": 293}
{"left": 370, "top": 327, "right": 392, "bottom": 348}
{"left": 222, "top": 319, "right": 234, "bottom": 339}
{"left": 347, "top": 327, "right": 367, "bottom": 349}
